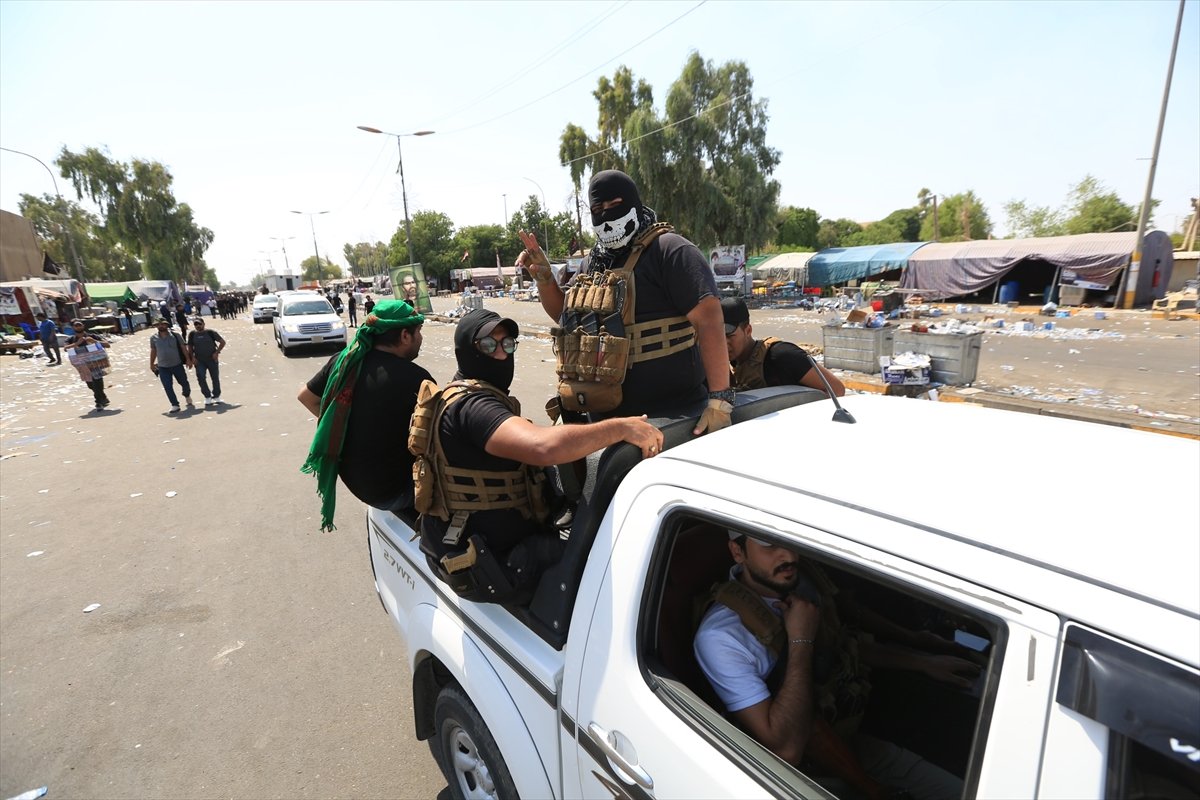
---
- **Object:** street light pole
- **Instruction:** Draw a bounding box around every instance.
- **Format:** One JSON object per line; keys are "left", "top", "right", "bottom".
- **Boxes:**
{"left": 269, "top": 236, "right": 295, "bottom": 272}
{"left": 0, "top": 146, "right": 87, "bottom": 283}
{"left": 290, "top": 210, "right": 329, "bottom": 279}
{"left": 357, "top": 126, "right": 434, "bottom": 267}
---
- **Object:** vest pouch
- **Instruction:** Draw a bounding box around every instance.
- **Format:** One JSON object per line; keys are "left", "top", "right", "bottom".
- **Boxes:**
{"left": 580, "top": 282, "right": 602, "bottom": 311}
{"left": 408, "top": 379, "right": 441, "bottom": 456}
{"left": 410, "top": 455, "right": 444, "bottom": 520}
{"left": 557, "top": 379, "right": 623, "bottom": 414}
{"left": 593, "top": 281, "right": 615, "bottom": 316}
{"left": 576, "top": 334, "right": 600, "bottom": 381}
{"left": 593, "top": 333, "right": 630, "bottom": 384}
{"left": 555, "top": 329, "right": 583, "bottom": 381}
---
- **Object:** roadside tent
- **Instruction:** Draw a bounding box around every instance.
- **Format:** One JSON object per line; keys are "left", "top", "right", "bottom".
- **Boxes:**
{"left": 128, "top": 280, "right": 181, "bottom": 305}
{"left": 86, "top": 282, "right": 138, "bottom": 304}
{"left": 900, "top": 231, "right": 1174, "bottom": 305}
{"left": 751, "top": 252, "right": 816, "bottom": 286}
{"left": 807, "top": 242, "right": 928, "bottom": 288}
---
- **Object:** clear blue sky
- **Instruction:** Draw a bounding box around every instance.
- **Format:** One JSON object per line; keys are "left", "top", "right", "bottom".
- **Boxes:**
{"left": 1, "top": 0, "right": 1196, "bottom": 285}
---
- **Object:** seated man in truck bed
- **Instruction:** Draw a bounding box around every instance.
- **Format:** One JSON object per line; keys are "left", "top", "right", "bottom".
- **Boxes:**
{"left": 415, "top": 310, "right": 663, "bottom": 606}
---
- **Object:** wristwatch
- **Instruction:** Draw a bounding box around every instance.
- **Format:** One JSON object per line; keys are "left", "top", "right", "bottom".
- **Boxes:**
{"left": 708, "top": 388, "right": 735, "bottom": 404}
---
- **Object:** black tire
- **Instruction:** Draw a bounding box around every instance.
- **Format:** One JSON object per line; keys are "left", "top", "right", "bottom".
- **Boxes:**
{"left": 431, "top": 684, "right": 519, "bottom": 800}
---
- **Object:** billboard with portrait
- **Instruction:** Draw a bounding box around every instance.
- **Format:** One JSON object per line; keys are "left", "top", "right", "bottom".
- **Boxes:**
{"left": 389, "top": 263, "right": 433, "bottom": 315}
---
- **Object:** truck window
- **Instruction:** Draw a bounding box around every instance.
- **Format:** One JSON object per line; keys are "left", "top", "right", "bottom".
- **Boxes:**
{"left": 640, "top": 513, "right": 1006, "bottom": 799}
{"left": 1056, "top": 625, "right": 1200, "bottom": 799}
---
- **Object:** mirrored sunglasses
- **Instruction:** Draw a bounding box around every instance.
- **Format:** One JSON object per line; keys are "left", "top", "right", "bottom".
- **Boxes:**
{"left": 476, "top": 336, "right": 517, "bottom": 355}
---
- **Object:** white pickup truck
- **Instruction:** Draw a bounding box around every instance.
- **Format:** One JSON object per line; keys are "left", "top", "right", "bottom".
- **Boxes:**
{"left": 366, "top": 388, "right": 1200, "bottom": 800}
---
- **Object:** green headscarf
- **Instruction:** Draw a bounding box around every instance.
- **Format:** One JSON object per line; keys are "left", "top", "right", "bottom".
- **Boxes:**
{"left": 301, "top": 299, "right": 424, "bottom": 531}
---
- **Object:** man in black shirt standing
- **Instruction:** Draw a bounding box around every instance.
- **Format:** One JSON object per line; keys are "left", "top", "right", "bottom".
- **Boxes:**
{"left": 298, "top": 299, "right": 431, "bottom": 531}
{"left": 518, "top": 170, "right": 733, "bottom": 435}
{"left": 722, "top": 297, "right": 845, "bottom": 396}
{"left": 419, "top": 309, "right": 662, "bottom": 605}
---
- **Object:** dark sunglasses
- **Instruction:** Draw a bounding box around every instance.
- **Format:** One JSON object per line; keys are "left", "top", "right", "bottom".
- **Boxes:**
{"left": 476, "top": 336, "right": 517, "bottom": 355}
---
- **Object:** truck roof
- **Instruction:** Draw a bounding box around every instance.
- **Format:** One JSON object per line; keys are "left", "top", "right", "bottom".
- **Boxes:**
{"left": 661, "top": 394, "right": 1200, "bottom": 625}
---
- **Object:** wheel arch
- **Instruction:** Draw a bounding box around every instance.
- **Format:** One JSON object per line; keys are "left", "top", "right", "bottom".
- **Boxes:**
{"left": 407, "top": 605, "right": 555, "bottom": 799}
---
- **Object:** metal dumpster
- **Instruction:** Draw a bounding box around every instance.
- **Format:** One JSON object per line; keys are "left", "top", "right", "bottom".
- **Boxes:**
{"left": 821, "top": 324, "right": 895, "bottom": 374}
{"left": 892, "top": 330, "right": 983, "bottom": 385}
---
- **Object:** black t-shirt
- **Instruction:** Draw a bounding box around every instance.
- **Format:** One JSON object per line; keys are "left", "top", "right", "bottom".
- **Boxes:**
{"left": 576, "top": 231, "right": 718, "bottom": 418}
{"left": 763, "top": 341, "right": 815, "bottom": 386}
{"left": 306, "top": 349, "right": 432, "bottom": 508}
{"left": 420, "top": 391, "right": 540, "bottom": 555}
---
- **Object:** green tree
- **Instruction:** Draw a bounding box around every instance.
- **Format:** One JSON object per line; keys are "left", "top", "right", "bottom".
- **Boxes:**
{"left": 56, "top": 146, "right": 214, "bottom": 284}
{"left": 817, "top": 218, "right": 862, "bottom": 249}
{"left": 454, "top": 224, "right": 507, "bottom": 269}
{"left": 1063, "top": 175, "right": 1140, "bottom": 235}
{"left": 301, "top": 255, "right": 341, "bottom": 282}
{"left": 17, "top": 192, "right": 142, "bottom": 281}
{"left": 919, "top": 191, "right": 992, "bottom": 242}
{"left": 389, "top": 210, "right": 457, "bottom": 279}
{"left": 343, "top": 241, "right": 390, "bottom": 276}
{"left": 776, "top": 206, "right": 820, "bottom": 249}
{"left": 843, "top": 207, "right": 924, "bottom": 247}
{"left": 1003, "top": 200, "right": 1066, "bottom": 238}
{"left": 560, "top": 53, "right": 780, "bottom": 251}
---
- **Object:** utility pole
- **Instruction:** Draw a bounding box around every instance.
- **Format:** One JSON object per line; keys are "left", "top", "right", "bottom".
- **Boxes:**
{"left": 503, "top": 194, "right": 509, "bottom": 227}
{"left": 1182, "top": 197, "right": 1199, "bottom": 252}
{"left": 962, "top": 195, "right": 972, "bottom": 240}
{"left": 931, "top": 195, "right": 940, "bottom": 242}
{"left": 1120, "top": 0, "right": 1185, "bottom": 309}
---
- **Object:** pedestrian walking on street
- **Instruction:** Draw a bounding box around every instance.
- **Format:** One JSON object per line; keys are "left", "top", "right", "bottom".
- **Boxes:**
{"left": 174, "top": 305, "right": 189, "bottom": 336}
{"left": 36, "top": 312, "right": 62, "bottom": 365}
{"left": 150, "top": 319, "right": 195, "bottom": 413}
{"left": 64, "top": 320, "right": 112, "bottom": 409}
{"left": 187, "top": 317, "right": 226, "bottom": 406}
{"left": 347, "top": 292, "right": 358, "bottom": 327}
{"left": 363, "top": 294, "right": 375, "bottom": 315}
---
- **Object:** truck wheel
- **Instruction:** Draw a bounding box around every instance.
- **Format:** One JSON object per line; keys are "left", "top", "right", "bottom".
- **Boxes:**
{"left": 431, "top": 684, "right": 518, "bottom": 800}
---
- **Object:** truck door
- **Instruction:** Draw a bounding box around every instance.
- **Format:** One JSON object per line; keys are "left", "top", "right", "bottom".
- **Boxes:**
{"left": 566, "top": 486, "right": 808, "bottom": 799}
{"left": 568, "top": 483, "right": 1065, "bottom": 799}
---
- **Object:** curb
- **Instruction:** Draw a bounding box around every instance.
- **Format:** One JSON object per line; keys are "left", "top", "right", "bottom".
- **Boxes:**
{"left": 841, "top": 375, "right": 1198, "bottom": 440}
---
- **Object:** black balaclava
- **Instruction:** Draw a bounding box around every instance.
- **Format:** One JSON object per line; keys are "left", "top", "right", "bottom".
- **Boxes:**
{"left": 589, "top": 170, "right": 643, "bottom": 251}
{"left": 452, "top": 309, "right": 518, "bottom": 392}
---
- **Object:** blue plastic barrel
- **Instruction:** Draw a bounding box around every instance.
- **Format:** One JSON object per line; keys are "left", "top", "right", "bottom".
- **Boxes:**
{"left": 998, "top": 281, "right": 1019, "bottom": 304}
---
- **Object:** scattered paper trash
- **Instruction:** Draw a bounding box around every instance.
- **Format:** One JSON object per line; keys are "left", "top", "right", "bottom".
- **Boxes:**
{"left": 26, "top": 551, "right": 44, "bottom": 558}
{"left": 129, "top": 493, "right": 143, "bottom": 498}
{"left": 83, "top": 603, "right": 101, "bottom": 613}
{"left": 37, "top": 489, "right": 49, "bottom": 494}
{"left": 165, "top": 491, "right": 178, "bottom": 498}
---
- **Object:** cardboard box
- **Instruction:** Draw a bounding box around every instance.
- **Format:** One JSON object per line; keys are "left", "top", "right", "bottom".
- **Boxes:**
{"left": 882, "top": 364, "right": 931, "bottom": 385}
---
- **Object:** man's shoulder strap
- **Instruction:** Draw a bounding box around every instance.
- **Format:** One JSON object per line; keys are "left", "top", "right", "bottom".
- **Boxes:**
{"left": 712, "top": 580, "right": 786, "bottom": 657}
{"left": 618, "top": 222, "right": 674, "bottom": 274}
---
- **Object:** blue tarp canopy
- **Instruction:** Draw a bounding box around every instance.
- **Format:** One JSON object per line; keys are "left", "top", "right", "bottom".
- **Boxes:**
{"left": 807, "top": 242, "right": 928, "bottom": 287}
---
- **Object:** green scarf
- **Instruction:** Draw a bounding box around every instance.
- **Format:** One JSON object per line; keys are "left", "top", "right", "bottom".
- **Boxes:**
{"left": 301, "top": 299, "right": 424, "bottom": 531}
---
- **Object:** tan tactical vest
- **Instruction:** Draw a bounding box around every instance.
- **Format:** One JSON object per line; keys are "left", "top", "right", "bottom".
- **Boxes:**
{"left": 553, "top": 223, "right": 697, "bottom": 413}
{"left": 702, "top": 570, "right": 871, "bottom": 735}
{"left": 409, "top": 379, "right": 548, "bottom": 545}
{"left": 730, "top": 337, "right": 780, "bottom": 391}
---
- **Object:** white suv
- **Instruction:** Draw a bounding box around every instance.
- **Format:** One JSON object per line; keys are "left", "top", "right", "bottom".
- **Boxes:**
{"left": 273, "top": 295, "right": 346, "bottom": 354}
{"left": 251, "top": 294, "right": 279, "bottom": 323}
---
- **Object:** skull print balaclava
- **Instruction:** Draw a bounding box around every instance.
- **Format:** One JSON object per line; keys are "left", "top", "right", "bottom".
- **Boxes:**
{"left": 589, "top": 170, "right": 642, "bottom": 251}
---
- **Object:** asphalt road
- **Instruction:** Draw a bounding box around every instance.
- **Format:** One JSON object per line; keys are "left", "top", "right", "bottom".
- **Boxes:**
{"left": 1, "top": 296, "right": 1197, "bottom": 799}
{"left": 0, "top": 313, "right": 452, "bottom": 800}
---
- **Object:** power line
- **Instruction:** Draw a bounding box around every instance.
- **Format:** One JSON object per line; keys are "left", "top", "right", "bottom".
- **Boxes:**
{"left": 564, "top": 0, "right": 953, "bottom": 167}
{"left": 428, "top": 1, "right": 630, "bottom": 126}
{"left": 439, "top": 1, "right": 707, "bottom": 136}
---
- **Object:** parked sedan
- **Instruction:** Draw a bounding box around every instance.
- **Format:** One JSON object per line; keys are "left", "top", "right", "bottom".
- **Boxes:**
{"left": 251, "top": 294, "right": 279, "bottom": 323}
{"left": 273, "top": 296, "right": 347, "bottom": 355}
